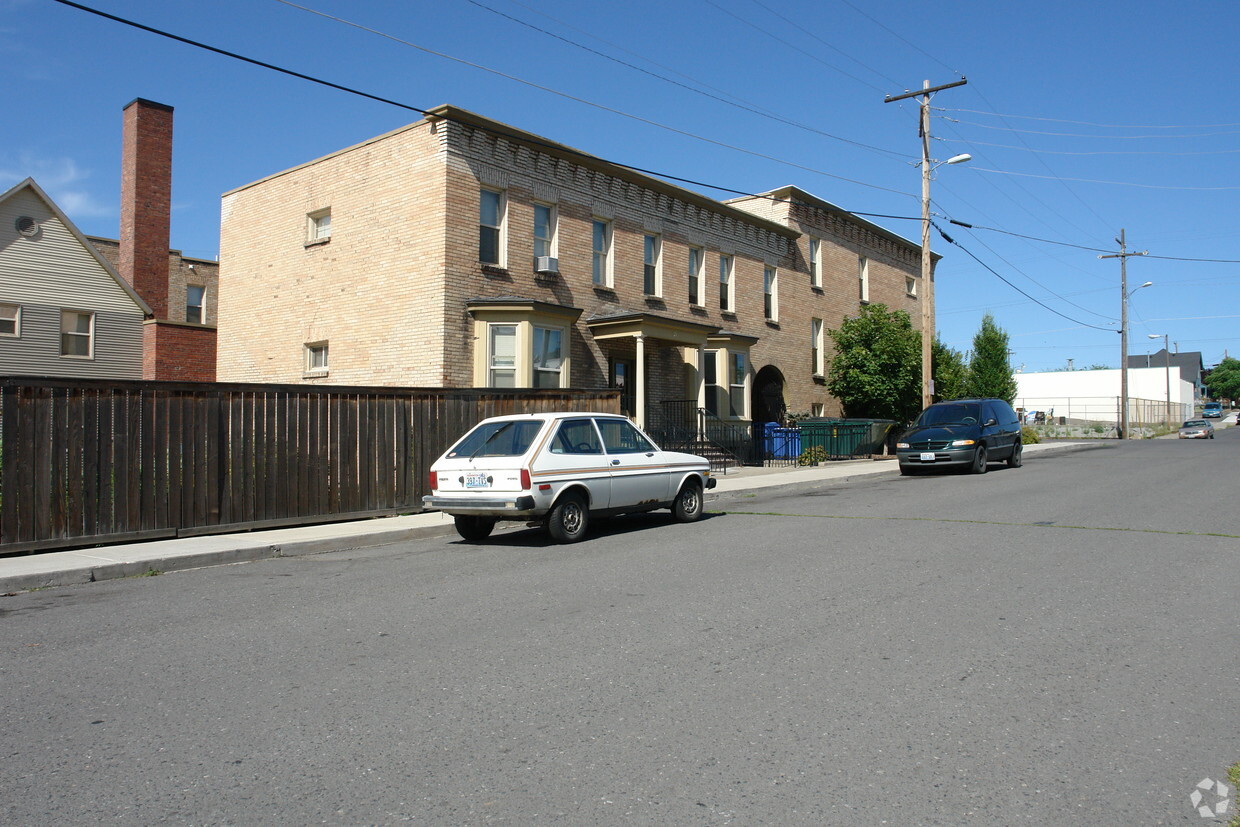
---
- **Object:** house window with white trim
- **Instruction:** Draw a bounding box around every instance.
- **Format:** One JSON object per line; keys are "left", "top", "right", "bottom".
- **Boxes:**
{"left": 704, "top": 350, "right": 720, "bottom": 416}
{"left": 186, "top": 284, "right": 206, "bottom": 324}
{"left": 307, "top": 208, "right": 331, "bottom": 244}
{"left": 729, "top": 352, "right": 747, "bottom": 418}
{"left": 305, "top": 341, "right": 329, "bottom": 376}
{"left": 643, "top": 234, "right": 662, "bottom": 296}
{"left": 0, "top": 303, "right": 21, "bottom": 337}
{"left": 533, "top": 203, "right": 556, "bottom": 262}
{"left": 532, "top": 326, "right": 564, "bottom": 388}
{"left": 60, "top": 310, "right": 94, "bottom": 358}
{"left": 592, "top": 219, "right": 612, "bottom": 286}
{"left": 906, "top": 276, "right": 917, "bottom": 297}
{"left": 859, "top": 255, "right": 870, "bottom": 303}
{"left": 809, "top": 238, "right": 823, "bottom": 288}
{"left": 812, "top": 317, "right": 824, "bottom": 376}
{"left": 719, "top": 255, "right": 734, "bottom": 312}
{"left": 688, "top": 246, "right": 703, "bottom": 306}
{"left": 488, "top": 324, "right": 517, "bottom": 387}
{"left": 479, "top": 188, "right": 505, "bottom": 266}
{"left": 763, "top": 266, "right": 778, "bottom": 321}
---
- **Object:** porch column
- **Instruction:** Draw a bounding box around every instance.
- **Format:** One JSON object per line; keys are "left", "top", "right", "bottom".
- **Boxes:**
{"left": 635, "top": 334, "right": 647, "bottom": 429}
{"left": 694, "top": 346, "right": 706, "bottom": 437}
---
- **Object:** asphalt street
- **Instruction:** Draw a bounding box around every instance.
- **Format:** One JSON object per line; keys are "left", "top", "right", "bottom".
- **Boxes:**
{"left": 2, "top": 435, "right": 1237, "bottom": 825}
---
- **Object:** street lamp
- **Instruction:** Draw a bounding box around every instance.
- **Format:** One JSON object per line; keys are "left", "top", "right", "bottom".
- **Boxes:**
{"left": 1120, "top": 279, "right": 1152, "bottom": 438}
{"left": 1149, "top": 333, "right": 1171, "bottom": 429}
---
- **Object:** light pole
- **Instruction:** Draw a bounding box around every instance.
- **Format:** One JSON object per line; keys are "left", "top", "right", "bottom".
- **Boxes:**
{"left": 1149, "top": 333, "right": 1171, "bottom": 429}
{"left": 884, "top": 78, "right": 968, "bottom": 411}
{"left": 1100, "top": 230, "right": 1149, "bottom": 439}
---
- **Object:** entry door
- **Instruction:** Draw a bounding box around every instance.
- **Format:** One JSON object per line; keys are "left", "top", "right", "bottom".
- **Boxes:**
{"left": 611, "top": 359, "right": 635, "bottom": 418}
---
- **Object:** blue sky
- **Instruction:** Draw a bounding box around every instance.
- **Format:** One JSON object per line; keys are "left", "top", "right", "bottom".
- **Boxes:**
{"left": 4, "top": 0, "right": 1237, "bottom": 372}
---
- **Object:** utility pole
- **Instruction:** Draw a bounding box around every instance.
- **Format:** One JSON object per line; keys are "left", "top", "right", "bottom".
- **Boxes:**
{"left": 885, "top": 78, "right": 967, "bottom": 411}
{"left": 1099, "top": 229, "right": 1148, "bottom": 439}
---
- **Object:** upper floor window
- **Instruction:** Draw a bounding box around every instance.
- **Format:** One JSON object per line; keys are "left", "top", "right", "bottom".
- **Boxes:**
{"left": 533, "top": 326, "right": 564, "bottom": 388}
{"left": 0, "top": 303, "right": 21, "bottom": 337}
{"left": 719, "top": 255, "right": 734, "bottom": 312}
{"left": 592, "top": 219, "right": 612, "bottom": 287}
{"left": 763, "top": 266, "right": 778, "bottom": 321}
{"left": 859, "top": 255, "right": 870, "bottom": 303}
{"left": 811, "top": 317, "right": 824, "bottom": 376}
{"left": 533, "top": 203, "right": 556, "bottom": 261}
{"left": 643, "top": 234, "right": 662, "bottom": 296}
{"left": 305, "top": 341, "right": 329, "bottom": 376}
{"left": 688, "top": 246, "right": 703, "bottom": 306}
{"left": 479, "top": 188, "right": 505, "bottom": 266}
{"left": 186, "top": 284, "right": 206, "bottom": 324}
{"left": 60, "top": 310, "right": 94, "bottom": 358}
{"left": 906, "top": 276, "right": 917, "bottom": 297}
{"left": 809, "top": 238, "right": 823, "bottom": 288}
{"left": 307, "top": 208, "right": 331, "bottom": 245}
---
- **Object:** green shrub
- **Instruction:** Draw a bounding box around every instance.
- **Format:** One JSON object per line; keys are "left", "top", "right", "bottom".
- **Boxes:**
{"left": 1020, "top": 426, "right": 1041, "bottom": 444}
{"left": 797, "top": 445, "right": 827, "bottom": 465}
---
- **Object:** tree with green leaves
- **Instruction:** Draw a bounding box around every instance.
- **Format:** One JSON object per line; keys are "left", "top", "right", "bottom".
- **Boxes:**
{"left": 932, "top": 336, "right": 969, "bottom": 402}
{"left": 826, "top": 304, "right": 922, "bottom": 422}
{"left": 1205, "top": 356, "right": 1240, "bottom": 402}
{"left": 966, "top": 313, "right": 1018, "bottom": 402}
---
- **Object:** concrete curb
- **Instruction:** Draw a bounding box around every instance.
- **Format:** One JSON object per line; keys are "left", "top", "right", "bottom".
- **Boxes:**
{"left": 1, "top": 441, "right": 1100, "bottom": 594}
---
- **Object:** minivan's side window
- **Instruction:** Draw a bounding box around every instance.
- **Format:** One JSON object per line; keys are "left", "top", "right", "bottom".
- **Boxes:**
{"left": 596, "top": 419, "right": 656, "bottom": 454}
{"left": 551, "top": 419, "right": 603, "bottom": 454}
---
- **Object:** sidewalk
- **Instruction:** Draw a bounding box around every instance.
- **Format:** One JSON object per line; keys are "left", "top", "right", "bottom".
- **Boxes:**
{"left": 0, "top": 442, "right": 1096, "bottom": 594}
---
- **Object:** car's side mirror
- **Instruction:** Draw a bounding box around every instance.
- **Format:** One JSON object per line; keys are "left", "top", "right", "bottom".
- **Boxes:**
{"left": 984, "top": 418, "right": 998, "bottom": 427}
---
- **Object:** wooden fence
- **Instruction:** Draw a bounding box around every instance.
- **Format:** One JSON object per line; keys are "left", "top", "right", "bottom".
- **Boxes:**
{"left": 0, "top": 377, "right": 619, "bottom": 555}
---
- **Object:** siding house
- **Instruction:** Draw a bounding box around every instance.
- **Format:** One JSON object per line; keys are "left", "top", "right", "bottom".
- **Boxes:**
{"left": 0, "top": 178, "right": 150, "bottom": 378}
{"left": 217, "top": 105, "right": 928, "bottom": 437}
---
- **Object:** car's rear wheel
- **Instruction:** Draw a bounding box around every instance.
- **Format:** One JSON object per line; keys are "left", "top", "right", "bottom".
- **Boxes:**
{"left": 453, "top": 515, "right": 495, "bottom": 542}
{"left": 971, "top": 445, "right": 988, "bottom": 474}
{"left": 546, "top": 492, "right": 589, "bottom": 543}
{"left": 1007, "top": 441, "right": 1023, "bottom": 468}
{"left": 672, "top": 480, "right": 704, "bottom": 522}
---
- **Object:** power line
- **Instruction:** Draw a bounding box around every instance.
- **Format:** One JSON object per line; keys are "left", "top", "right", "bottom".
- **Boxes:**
{"left": 943, "top": 108, "right": 1240, "bottom": 129}
{"left": 967, "top": 166, "right": 1240, "bottom": 191}
{"left": 943, "top": 118, "right": 1240, "bottom": 140}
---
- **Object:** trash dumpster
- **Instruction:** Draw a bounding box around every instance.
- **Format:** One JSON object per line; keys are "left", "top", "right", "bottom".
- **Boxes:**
{"left": 799, "top": 419, "right": 897, "bottom": 458}
{"left": 762, "top": 422, "right": 800, "bottom": 459}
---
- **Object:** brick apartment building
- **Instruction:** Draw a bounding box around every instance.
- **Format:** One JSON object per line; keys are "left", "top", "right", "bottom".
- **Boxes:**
{"left": 216, "top": 105, "right": 928, "bottom": 434}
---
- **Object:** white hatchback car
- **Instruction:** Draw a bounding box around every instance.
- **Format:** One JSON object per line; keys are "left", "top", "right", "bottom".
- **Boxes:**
{"left": 422, "top": 411, "right": 717, "bottom": 543}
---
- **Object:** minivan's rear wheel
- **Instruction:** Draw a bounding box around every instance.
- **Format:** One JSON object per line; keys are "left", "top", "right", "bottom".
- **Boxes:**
{"left": 546, "top": 492, "right": 589, "bottom": 543}
{"left": 672, "top": 481, "right": 704, "bottom": 522}
{"left": 454, "top": 515, "right": 495, "bottom": 542}
{"left": 971, "top": 445, "right": 988, "bottom": 474}
{"left": 1007, "top": 441, "right": 1023, "bottom": 468}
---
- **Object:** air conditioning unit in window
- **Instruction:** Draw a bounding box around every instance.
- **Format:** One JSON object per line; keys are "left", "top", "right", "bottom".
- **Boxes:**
{"left": 534, "top": 256, "right": 559, "bottom": 275}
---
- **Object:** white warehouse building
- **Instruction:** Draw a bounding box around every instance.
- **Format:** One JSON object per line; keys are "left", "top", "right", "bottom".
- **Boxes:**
{"left": 1014, "top": 366, "right": 1193, "bottom": 429}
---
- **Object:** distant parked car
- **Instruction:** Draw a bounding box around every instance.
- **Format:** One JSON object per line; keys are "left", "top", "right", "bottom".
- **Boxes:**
{"left": 1203, "top": 402, "right": 1222, "bottom": 418}
{"left": 1178, "top": 419, "right": 1214, "bottom": 439}
{"left": 423, "top": 412, "right": 716, "bottom": 543}
{"left": 896, "top": 398, "right": 1023, "bottom": 475}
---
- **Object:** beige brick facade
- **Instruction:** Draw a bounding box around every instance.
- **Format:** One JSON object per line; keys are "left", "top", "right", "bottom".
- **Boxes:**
{"left": 217, "top": 105, "right": 929, "bottom": 429}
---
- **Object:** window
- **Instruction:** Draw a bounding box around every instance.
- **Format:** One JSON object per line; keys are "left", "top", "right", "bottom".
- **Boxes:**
{"left": 812, "top": 317, "right": 824, "bottom": 376}
{"left": 719, "top": 255, "right": 734, "bottom": 312}
{"left": 186, "top": 284, "right": 206, "bottom": 324}
{"left": 643, "top": 234, "right": 662, "bottom": 296}
{"left": 0, "top": 303, "right": 21, "bottom": 337}
{"left": 688, "top": 246, "right": 703, "bottom": 306}
{"left": 307, "top": 209, "right": 331, "bottom": 243}
{"left": 906, "top": 276, "right": 917, "bottom": 297}
{"left": 305, "top": 341, "right": 329, "bottom": 375}
{"left": 60, "top": 310, "right": 94, "bottom": 358}
{"left": 488, "top": 324, "right": 517, "bottom": 387}
{"left": 532, "top": 326, "right": 564, "bottom": 388}
{"left": 809, "top": 238, "right": 822, "bottom": 288}
{"left": 812, "top": 403, "right": 825, "bottom": 417}
{"left": 704, "top": 350, "right": 720, "bottom": 416}
{"left": 763, "top": 266, "right": 778, "bottom": 321}
{"left": 479, "top": 188, "right": 504, "bottom": 266}
{"left": 859, "top": 255, "right": 870, "bottom": 303}
{"left": 533, "top": 203, "right": 555, "bottom": 261}
{"left": 729, "top": 352, "right": 747, "bottom": 417}
{"left": 592, "top": 219, "right": 612, "bottom": 286}
{"left": 551, "top": 419, "right": 603, "bottom": 455}
{"left": 596, "top": 418, "right": 656, "bottom": 454}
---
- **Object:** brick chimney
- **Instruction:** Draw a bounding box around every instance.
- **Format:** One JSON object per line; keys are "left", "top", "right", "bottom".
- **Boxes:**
{"left": 119, "top": 98, "right": 173, "bottom": 319}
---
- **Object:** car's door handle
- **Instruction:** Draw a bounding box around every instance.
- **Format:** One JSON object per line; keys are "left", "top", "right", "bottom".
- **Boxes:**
{"left": 611, "top": 459, "right": 621, "bottom": 466}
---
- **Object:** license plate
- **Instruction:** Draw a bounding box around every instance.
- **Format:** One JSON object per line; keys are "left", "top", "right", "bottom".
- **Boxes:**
{"left": 920, "top": 452, "right": 936, "bottom": 462}
{"left": 464, "top": 472, "right": 489, "bottom": 489}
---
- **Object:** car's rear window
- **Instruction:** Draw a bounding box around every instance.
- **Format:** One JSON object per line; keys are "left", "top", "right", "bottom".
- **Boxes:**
{"left": 447, "top": 420, "right": 544, "bottom": 458}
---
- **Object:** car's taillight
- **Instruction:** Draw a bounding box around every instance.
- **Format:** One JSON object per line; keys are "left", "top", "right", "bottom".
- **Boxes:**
{"left": 520, "top": 468, "right": 531, "bottom": 490}
{"left": 428, "top": 470, "right": 438, "bottom": 490}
